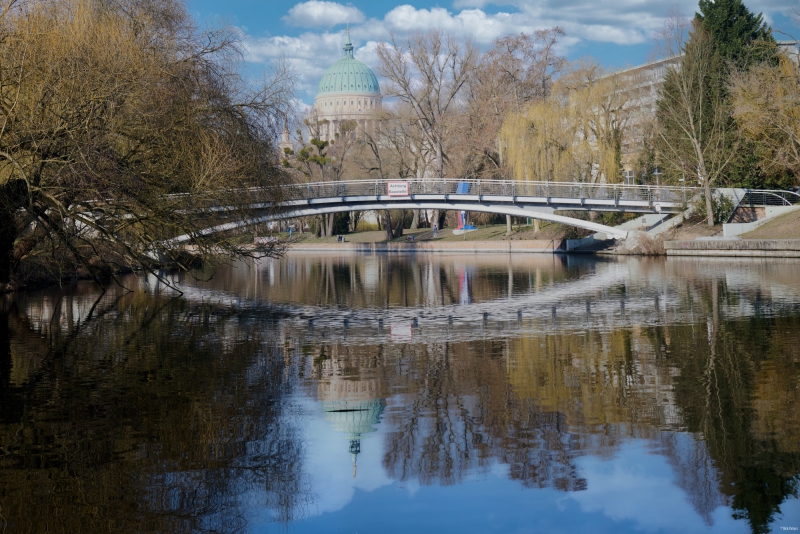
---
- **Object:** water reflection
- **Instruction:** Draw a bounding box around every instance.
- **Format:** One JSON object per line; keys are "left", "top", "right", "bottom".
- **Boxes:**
{"left": 0, "top": 254, "right": 799, "bottom": 533}
{"left": 0, "top": 291, "right": 310, "bottom": 532}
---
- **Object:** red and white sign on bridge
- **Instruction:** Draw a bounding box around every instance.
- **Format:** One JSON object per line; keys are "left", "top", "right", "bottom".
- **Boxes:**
{"left": 386, "top": 181, "right": 409, "bottom": 196}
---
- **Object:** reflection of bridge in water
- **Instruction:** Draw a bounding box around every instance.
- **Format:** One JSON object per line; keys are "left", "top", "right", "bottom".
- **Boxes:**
{"left": 150, "top": 256, "right": 800, "bottom": 346}
{"left": 12, "top": 255, "right": 799, "bottom": 347}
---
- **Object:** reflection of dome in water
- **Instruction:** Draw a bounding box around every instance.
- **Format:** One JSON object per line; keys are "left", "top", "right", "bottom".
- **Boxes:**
{"left": 322, "top": 399, "right": 384, "bottom": 435}
{"left": 322, "top": 398, "right": 384, "bottom": 477}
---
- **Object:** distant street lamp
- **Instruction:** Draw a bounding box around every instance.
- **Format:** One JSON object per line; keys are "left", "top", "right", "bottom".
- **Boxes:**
{"left": 652, "top": 167, "right": 662, "bottom": 187}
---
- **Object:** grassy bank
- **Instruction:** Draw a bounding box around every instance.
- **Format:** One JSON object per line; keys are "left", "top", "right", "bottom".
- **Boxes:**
{"left": 742, "top": 209, "right": 800, "bottom": 239}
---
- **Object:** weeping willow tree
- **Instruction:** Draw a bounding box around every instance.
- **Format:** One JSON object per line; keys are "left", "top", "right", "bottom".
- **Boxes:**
{"left": 501, "top": 94, "right": 576, "bottom": 182}
{"left": 500, "top": 63, "right": 640, "bottom": 183}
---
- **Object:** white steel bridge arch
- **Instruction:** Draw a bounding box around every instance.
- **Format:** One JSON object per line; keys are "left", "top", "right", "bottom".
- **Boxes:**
{"left": 173, "top": 201, "right": 630, "bottom": 242}
{"left": 168, "top": 178, "right": 709, "bottom": 244}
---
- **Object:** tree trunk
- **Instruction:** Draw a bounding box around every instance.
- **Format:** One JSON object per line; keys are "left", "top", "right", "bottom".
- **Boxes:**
{"left": 704, "top": 176, "right": 715, "bottom": 226}
{"left": 694, "top": 143, "right": 715, "bottom": 227}
{"left": 533, "top": 219, "right": 540, "bottom": 232}
{"left": 314, "top": 216, "right": 322, "bottom": 237}
{"left": 436, "top": 139, "right": 445, "bottom": 180}
{"left": 390, "top": 210, "right": 404, "bottom": 238}
{"left": 0, "top": 181, "right": 28, "bottom": 285}
{"left": 0, "top": 203, "right": 18, "bottom": 285}
{"left": 384, "top": 210, "right": 394, "bottom": 240}
{"left": 506, "top": 215, "right": 512, "bottom": 236}
{"left": 393, "top": 214, "right": 404, "bottom": 238}
{"left": 0, "top": 309, "right": 9, "bottom": 393}
{"left": 325, "top": 213, "right": 335, "bottom": 237}
{"left": 410, "top": 209, "right": 420, "bottom": 230}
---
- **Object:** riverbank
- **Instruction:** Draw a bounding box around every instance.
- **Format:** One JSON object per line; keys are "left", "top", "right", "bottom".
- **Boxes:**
{"left": 290, "top": 237, "right": 800, "bottom": 258}
{"left": 287, "top": 239, "right": 561, "bottom": 254}
{"left": 287, "top": 237, "right": 800, "bottom": 257}
{"left": 664, "top": 239, "right": 800, "bottom": 257}
{"left": 661, "top": 209, "right": 800, "bottom": 257}
{"left": 282, "top": 222, "right": 585, "bottom": 244}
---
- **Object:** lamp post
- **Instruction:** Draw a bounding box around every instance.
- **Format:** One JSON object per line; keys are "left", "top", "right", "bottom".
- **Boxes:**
{"left": 652, "top": 167, "right": 662, "bottom": 187}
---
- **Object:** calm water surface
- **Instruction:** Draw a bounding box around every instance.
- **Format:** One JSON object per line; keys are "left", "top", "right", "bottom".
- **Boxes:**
{"left": 1, "top": 254, "right": 799, "bottom": 533}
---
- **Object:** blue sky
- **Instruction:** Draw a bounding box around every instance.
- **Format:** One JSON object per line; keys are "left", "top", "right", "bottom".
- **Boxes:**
{"left": 186, "top": 0, "right": 800, "bottom": 104}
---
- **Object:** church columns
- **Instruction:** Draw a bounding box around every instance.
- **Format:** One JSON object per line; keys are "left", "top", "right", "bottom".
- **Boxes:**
{"left": 313, "top": 96, "right": 382, "bottom": 142}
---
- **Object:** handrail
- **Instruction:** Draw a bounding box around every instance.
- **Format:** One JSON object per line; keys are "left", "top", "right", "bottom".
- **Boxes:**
{"left": 291, "top": 178, "right": 701, "bottom": 195}
{"left": 741, "top": 190, "right": 800, "bottom": 206}
{"left": 157, "top": 180, "right": 798, "bottom": 212}
{"left": 276, "top": 178, "right": 703, "bottom": 206}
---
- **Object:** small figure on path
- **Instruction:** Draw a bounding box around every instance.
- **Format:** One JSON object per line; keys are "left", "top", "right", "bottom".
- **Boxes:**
{"left": 433, "top": 224, "right": 438, "bottom": 238}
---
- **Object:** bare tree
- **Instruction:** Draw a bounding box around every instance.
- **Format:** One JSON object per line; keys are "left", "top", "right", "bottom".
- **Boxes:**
{"left": 377, "top": 30, "right": 477, "bottom": 228}
{"left": 655, "top": 15, "right": 737, "bottom": 225}
{"left": 283, "top": 116, "right": 358, "bottom": 237}
{"left": 460, "top": 30, "right": 565, "bottom": 234}
{"left": 355, "top": 104, "right": 434, "bottom": 239}
{"left": 377, "top": 30, "right": 477, "bottom": 180}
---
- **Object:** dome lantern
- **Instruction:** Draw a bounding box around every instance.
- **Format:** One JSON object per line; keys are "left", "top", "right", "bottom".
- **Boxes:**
{"left": 343, "top": 26, "right": 354, "bottom": 59}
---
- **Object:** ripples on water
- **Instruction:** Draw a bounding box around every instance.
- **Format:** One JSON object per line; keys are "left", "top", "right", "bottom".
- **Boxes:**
{"left": 0, "top": 254, "right": 799, "bottom": 533}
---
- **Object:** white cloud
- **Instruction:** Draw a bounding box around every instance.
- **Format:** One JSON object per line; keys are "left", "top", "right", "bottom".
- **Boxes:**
{"left": 283, "top": 1, "right": 365, "bottom": 28}
{"left": 243, "top": 30, "right": 383, "bottom": 97}
{"left": 248, "top": 0, "right": 800, "bottom": 104}
{"left": 383, "top": 5, "right": 527, "bottom": 43}
{"left": 570, "top": 440, "right": 749, "bottom": 534}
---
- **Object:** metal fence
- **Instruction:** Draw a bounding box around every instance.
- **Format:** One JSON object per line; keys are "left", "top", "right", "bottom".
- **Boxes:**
{"left": 738, "top": 190, "right": 800, "bottom": 207}
{"left": 286, "top": 178, "right": 700, "bottom": 205}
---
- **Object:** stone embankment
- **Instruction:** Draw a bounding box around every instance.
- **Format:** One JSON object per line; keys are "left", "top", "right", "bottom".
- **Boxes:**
{"left": 664, "top": 239, "right": 800, "bottom": 257}
{"left": 288, "top": 237, "right": 800, "bottom": 258}
{"left": 287, "top": 240, "right": 560, "bottom": 254}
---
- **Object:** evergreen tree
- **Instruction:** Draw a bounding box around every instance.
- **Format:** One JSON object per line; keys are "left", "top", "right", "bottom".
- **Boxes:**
{"left": 696, "top": 0, "right": 776, "bottom": 68}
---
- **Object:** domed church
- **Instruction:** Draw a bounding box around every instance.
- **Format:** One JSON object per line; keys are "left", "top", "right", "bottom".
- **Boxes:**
{"left": 313, "top": 29, "right": 382, "bottom": 142}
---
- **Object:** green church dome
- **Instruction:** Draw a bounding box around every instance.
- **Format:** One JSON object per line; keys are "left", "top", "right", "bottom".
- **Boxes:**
{"left": 317, "top": 31, "right": 380, "bottom": 96}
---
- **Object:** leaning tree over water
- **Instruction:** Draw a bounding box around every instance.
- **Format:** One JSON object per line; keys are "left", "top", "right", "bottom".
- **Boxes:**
{"left": 0, "top": 0, "right": 295, "bottom": 289}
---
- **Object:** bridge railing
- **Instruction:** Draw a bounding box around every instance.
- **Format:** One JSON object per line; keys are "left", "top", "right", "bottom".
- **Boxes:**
{"left": 738, "top": 189, "right": 800, "bottom": 207}
{"left": 289, "top": 178, "right": 700, "bottom": 205}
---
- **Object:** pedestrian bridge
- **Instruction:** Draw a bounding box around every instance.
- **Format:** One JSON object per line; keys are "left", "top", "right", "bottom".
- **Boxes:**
{"left": 177, "top": 179, "right": 702, "bottom": 242}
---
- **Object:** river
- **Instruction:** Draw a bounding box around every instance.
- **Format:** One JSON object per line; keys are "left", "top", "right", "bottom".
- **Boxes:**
{"left": 1, "top": 253, "right": 798, "bottom": 533}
